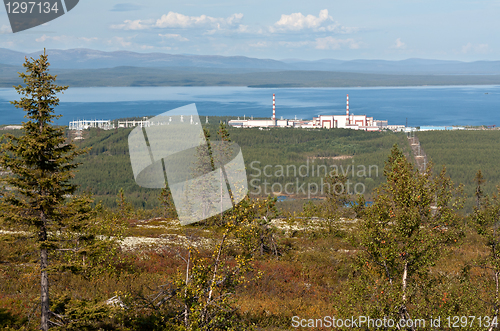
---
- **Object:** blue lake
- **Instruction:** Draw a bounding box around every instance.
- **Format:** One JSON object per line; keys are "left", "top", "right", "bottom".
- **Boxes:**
{"left": 0, "top": 85, "right": 499, "bottom": 126}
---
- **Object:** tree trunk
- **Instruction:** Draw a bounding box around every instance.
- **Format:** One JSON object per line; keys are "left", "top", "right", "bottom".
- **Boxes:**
{"left": 402, "top": 261, "right": 407, "bottom": 303}
{"left": 260, "top": 231, "right": 264, "bottom": 256}
{"left": 384, "top": 261, "right": 393, "bottom": 285}
{"left": 40, "top": 211, "right": 50, "bottom": 331}
{"left": 488, "top": 271, "right": 499, "bottom": 331}
{"left": 203, "top": 231, "right": 227, "bottom": 323}
{"left": 400, "top": 261, "right": 415, "bottom": 330}
{"left": 184, "top": 251, "right": 190, "bottom": 328}
{"left": 220, "top": 167, "right": 224, "bottom": 224}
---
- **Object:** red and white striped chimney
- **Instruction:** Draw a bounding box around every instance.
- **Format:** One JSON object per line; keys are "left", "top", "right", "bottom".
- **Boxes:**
{"left": 346, "top": 94, "right": 350, "bottom": 125}
{"left": 273, "top": 93, "right": 276, "bottom": 121}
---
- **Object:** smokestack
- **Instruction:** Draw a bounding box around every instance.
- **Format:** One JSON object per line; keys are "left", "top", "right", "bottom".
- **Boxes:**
{"left": 273, "top": 94, "right": 276, "bottom": 121}
{"left": 346, "top": 94, "right": 350, "bottom": 125}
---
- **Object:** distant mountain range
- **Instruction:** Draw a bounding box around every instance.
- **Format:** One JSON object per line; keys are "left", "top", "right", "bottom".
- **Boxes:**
{"left": 0, "top": 48, "right": 290, "bottom": 70}
{"left": 2, "top": 48, "right": 500, "bottom": 88}
{"left": 286, "top": 58, "right": 500, "bottom": 75}
{"left": 1, "top": 48, "right": 500, "bottom": 75}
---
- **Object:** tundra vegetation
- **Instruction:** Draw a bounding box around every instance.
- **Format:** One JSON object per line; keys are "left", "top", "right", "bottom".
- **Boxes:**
{"left": 2, "top": 53, "right": 500, "bottom": 330}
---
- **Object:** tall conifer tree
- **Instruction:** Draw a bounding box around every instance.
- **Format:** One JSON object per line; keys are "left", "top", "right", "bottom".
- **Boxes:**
{"left": 0, "top": 50, "right": 88, "bottom": 330}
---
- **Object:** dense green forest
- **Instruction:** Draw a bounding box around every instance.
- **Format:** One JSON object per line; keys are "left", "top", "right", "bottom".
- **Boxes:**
{"left": 417, "top": 130, "right": 500, "bottom": 212}
{"left": 59, "top": 123, "right": 409, "bottom": 209}
{"left": 5, "top": 124, "right": 498, "bottom": 213}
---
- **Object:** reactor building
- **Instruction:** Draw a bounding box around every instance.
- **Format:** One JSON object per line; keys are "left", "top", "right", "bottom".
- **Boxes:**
{"left": 228, "top": 94, "right": 390, "bottom": 131}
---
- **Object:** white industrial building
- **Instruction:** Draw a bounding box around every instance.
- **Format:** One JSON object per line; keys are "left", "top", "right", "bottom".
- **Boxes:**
{"left": 70, "top": 115, "right": 204, "bottom": 131}
{"left": 228, "top": 94, "right": 388, "bottom": 131}
{"left": 68, "top": 119, "right": 114, "bottom": 131}
{"left": 311, "top": 95, "right": 383, "bottom": 131}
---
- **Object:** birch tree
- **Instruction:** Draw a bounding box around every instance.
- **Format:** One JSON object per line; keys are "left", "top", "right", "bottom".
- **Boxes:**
{"left": 470, "top": 170, "right": 500, "bottom": 329}
{"left": 345, "top": 145, "right": 463, "bottom": 327}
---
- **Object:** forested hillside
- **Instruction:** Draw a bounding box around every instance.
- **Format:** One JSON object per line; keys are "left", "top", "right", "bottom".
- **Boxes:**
{"left": 6, "top": 125, "right": 495, "bottom": 213}
{"left": 417, "top": 130, "right": 500, "bottom": 212}
{"left": 67, "top": 123, "right": 409, "bottom": 209}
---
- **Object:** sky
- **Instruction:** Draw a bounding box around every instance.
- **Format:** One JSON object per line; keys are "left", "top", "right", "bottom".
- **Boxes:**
{"left": 0, "top": 0, "right": 499, "bottom": 61}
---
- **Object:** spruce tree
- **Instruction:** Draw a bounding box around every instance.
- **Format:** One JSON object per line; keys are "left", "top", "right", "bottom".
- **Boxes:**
{"left": 0, "top": 50, "right": 88, "bottom": 330}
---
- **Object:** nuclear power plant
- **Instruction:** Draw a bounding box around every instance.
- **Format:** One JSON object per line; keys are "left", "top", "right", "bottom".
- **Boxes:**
{"left": 228, "top": 94, "right": 397, "bottom": 131}
{"left": 68, "top": 94, "right": 403, "bottom": 132}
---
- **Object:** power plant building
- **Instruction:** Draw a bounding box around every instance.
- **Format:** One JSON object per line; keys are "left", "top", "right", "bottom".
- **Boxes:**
{"left": 228, "top": 94, "right": 388, "bottom": 131}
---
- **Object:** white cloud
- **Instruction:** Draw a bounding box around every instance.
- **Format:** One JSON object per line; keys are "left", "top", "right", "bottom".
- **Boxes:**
{"left": 236, "top": 25, "right": 249, "bottom": 33}
{"left": 249, "top": 41, "right": 269, "bottom": 48}
{"left": 393, "top": 38, "right": 406, "bottom": 49}
{"left": 277, "top": 37, "right": 359, "bottom": 50}
{"left": 36, "top": 34, "right": 49, "bottom": 42}
{"left": 315, "top": 37, "right": 359, "bottom": 50}
{"left": 158, "top": 33, "right": 189, "bottom": 41}
{"left": 226, "top": 13, "right": 243, "bottom": 25}
{"left": 0, "top": 25, "right": 12, "bottom": 34}
{"left": 116, "top": 37, "right": 132, "bottom": 47}
{"left": 0, "top": 41, "right": 15, "bottom": 49}
{"left": 461, "top": 43, "right": 472, "bottom": 53}
{"left": 107, "top": 37, "right": 132, "bottom": 47}
{"left": 461, "top": 42, "right": 490, "bottom": 54}
{"left": 36, "top": 34, "right": 97, "bottom": 43}
{"left": 278, "top": 41, "right": 311, "bottom": 48}
{"left": 477, "top": 44, "right": 490, "bottom": 53}
{"left": 36, "top": 34, "right": 71, "bottom": 42}
{"left": 271, "top": 9, "right": 357, "bottom": 33}
{"left": 110, "top": 12, "right": 245, "bottom": 35}
{"left": 156, "top": 12, "right": 199, "bottom": 28}
{"left": 155, "top": 11, "right": 242, "bottom": 29}
{"left": 80, "top": 37, "right": 98, "bottom": 42}
{"left": 274, "top": 9, "right": 330, "bottom": 31}
{"left": 111, "top": 19, "right": 154, "bottom": 30}
{"left": 323, "top": 23, "right": 358, "bottom": 34}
